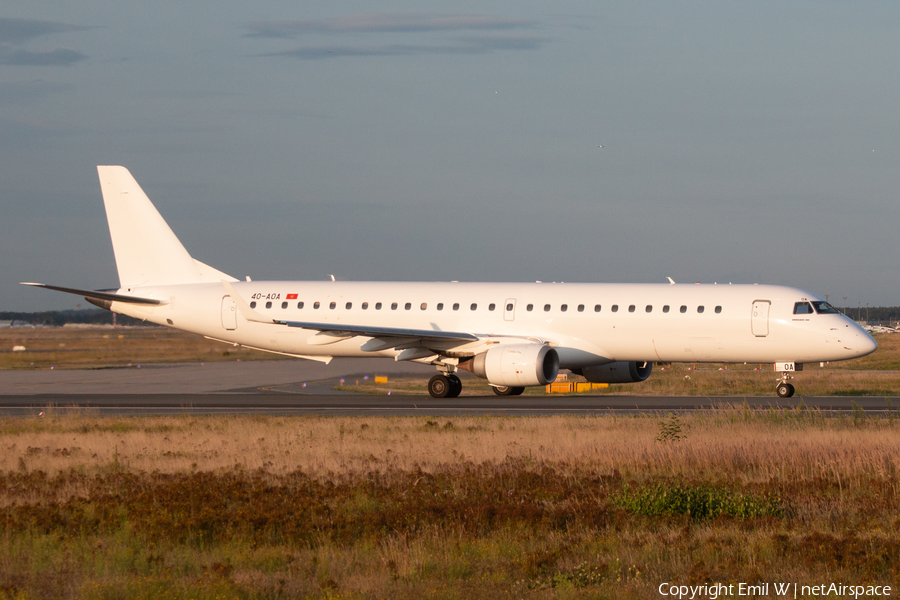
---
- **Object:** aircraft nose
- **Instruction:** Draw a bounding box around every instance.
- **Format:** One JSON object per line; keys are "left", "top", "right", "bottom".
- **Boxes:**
{"left": 849, "top": 328, "right": 878, "bottom": 358}
{"left": 860, "top": 331, "right": 878, "bottom": 356}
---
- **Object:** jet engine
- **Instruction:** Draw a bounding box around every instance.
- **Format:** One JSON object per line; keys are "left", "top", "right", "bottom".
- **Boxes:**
{"left": 459, "top": 344, "right": 559, "bottom": 387}
{"left": 572, "top": 361, "right": 652, "bottom": 384}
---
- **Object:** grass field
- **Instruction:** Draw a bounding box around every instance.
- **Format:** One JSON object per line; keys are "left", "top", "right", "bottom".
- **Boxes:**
{"left": 1, "top": 328, "right": 899, "bottom": 598}
{"left": 1, "top": 410, "right": 899, "bottom": 599}
{"left": 0, "top": 327, "right": 279, "bottom": 370}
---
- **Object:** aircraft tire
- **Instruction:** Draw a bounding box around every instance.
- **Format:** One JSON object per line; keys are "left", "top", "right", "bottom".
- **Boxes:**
{"left": 776, "top": 382, "right": 795, "bottom": 398}
{"left": 428, "top": 374, "right": 451, "bottom": 398}
{"left": 493, "top": 385, "right": 525, "bottom": 396}
{"left": 447, "top": 375, "right": 462, "bottom": 398}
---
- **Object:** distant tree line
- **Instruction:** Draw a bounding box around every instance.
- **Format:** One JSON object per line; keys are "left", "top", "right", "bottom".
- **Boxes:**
{"left": 0, "top": 309, "right": 151, "bottom": 327}
{"left": 837, "top": 306, "right": 900, "bottom": 324}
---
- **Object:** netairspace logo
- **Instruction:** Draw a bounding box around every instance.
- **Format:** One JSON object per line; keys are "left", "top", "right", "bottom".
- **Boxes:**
{"left": 658, "top": 582, "right": 893, "bottom": 599}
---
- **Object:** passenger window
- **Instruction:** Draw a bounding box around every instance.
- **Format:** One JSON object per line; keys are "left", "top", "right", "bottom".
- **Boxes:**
{"left": 250, "top": 301, "right": 257, "bottom": 309}
{"left": 527, "top": 304, "right": 534, "bottom": 311}
{"left": 362, "top": 302, "right": 368, "bottom": 310}
{"left": 470, "top": 303, "right": 477, "bottom": 311}
{"left": 793, "top": 302, "right": 814, "bottom": 315}
{"left": 697, "top": 306, "right": 705, "bottom": 313}
{"left": 329, "top": 302, "right": 336, "bottom": 309}
{"left": 437, "top": 303, "right": 444, "bottom": 311}
{"left": 421, "top": 303, "right": 427, "bottom": 310}
{"left": 375, "top": 302, "right": 382, "bottom": 310}
{"left": 561, "top": 304, "right": 568, "bottom": 312}
{"left": 628, "top": 305, "right": 635, "bottom": 313}
{"left": 680, "top": 305, "right": 687, "bottom": 313}
{"left": 577, "top": 304, "right": 584, "bottom": 312}
{"left": 662, "top": 305, "right": 669, "bottom": 313}
{"left": 391, "top": 303, "right": 398, "bottom": 310}
{"left": 506, "top": 303, "right": 514, "bottom": 311}
{"left": 488, "top": 303, "right": 495, "bottom": 311}
{"left": 544, "top": 304, "right": 551, "bottom": 312}
{"left": 611, "top": 305, "right": 619, "bottom": 313}
{"left": 715, "top": 306, "right": 722, "bottom": 314}
{"left": 346, "top": 302, "right": 352, "bottom": 309}
{"left": 594, "top": 305, "right": 601, "bottom": 312}
{"left": 265, "top": 301, "right": 272, "bottom": 309}
{"left": 314, "top": 302, "right": 320, "bottom": 309}
{"left": 404, "top": 303, "right": 411, "bottom": 310}
{"left": 298, "top": 301, "right": 304, "bottom": 309}
{"left": 453, "top": 303, "right": 460, "bottom": 311}
{"left": 281, "top": 301, "right": 287, "bottom": 309}
{"left": 646, "top": 305, "right": 652, "bottom": 313}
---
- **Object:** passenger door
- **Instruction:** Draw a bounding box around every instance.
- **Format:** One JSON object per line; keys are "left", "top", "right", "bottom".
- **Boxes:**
{"left": 751, "top": 300, "right": 770, "bottom": 337}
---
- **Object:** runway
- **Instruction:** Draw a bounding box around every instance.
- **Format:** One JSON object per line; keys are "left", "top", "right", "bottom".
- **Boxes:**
{"left": 1, "top": 358, "right": 898, "bottom": 416}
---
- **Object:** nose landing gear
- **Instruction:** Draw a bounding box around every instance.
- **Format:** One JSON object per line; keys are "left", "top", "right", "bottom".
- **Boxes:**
{"left": 776, "top": 380, "right": 795, "bottom": 398}
{"left": 773, "top": 362, "right": 801, "bottom": 398}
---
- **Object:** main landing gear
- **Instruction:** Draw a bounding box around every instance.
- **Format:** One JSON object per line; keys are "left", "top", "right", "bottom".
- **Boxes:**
{"left": 492, "top": 385, "right": 525, "bottom": 396}
{"left": 428, "top": 373, "right": 462, "bottom": 398}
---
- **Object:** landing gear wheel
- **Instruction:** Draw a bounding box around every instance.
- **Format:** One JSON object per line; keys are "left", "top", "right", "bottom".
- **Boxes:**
{"left": 446, "top": 375, "right": 462, "bottom": 398}
{"left": 428, "top": 374, "right": 451, "bottom": 398}
{"left": 776, "top": 382, "right": 795, "bottom": 398}
{"left": 492, "top": 385, "right": 526, "bottom": 396}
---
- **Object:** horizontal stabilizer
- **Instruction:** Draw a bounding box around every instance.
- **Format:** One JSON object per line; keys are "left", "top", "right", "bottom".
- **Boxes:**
{"left": 20, "top": 282, "right": 165, "bottom": 306}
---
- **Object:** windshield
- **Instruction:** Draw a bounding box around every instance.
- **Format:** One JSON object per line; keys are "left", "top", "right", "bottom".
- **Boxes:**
{"left": 811, "top": 301, "right": 839, "bottom": 315}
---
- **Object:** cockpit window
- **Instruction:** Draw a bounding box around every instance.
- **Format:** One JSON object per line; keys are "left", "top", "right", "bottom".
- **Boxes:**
{"left": 793, "top": 302, "right": 814, "bottom": 315}
{"left": 811, "top": 301, "right": 839, "bottom": 314}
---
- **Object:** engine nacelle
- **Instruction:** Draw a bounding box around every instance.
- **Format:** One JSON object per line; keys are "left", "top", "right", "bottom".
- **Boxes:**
{"left": 463, "top": 344, "right": 560, "bottom": 387}
{"left": 575, "top": 361, "right": 652, "bottom": 384}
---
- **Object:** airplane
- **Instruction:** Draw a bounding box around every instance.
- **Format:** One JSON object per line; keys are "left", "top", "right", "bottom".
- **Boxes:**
{"left": 23, "top": 166, "right": 877, "bottom": 399}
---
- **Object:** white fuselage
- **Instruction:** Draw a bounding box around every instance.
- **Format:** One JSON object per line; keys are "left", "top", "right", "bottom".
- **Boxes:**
{"left": 107, "top": 280, "right": 876, "bottom": 368}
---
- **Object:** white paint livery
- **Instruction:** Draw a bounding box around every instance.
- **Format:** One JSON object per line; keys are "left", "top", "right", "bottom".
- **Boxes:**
{"left": 23, "top": 166, "right": 877, "bottom": 398}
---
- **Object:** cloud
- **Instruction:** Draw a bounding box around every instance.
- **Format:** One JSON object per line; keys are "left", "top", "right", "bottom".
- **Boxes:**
{"left": 265, "top": 34, "right": 548, "bottom": 60}
{"left": 0, "top": 18, "right": 89, "bottom": 67}
{"left": 247, "top": 13, "right": 535, "bottom": 39}
{"left": 252, "top": 12, "right": 548, "bottom": 60}
{"left": 0, "top": 18, "right": 89, "bottom": 45}
{"left": 0, "top": 47, "right": 86, "bottom": 67}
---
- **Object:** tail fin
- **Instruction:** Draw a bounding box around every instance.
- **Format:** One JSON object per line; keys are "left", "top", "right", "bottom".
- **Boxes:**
{"left": 97, "top": 166, "right": 236, "bottom": 287}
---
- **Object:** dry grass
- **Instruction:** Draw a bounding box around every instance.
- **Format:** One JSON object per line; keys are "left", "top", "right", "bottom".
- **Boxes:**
{"left": 1, "top": 412, "right": 899, "bottom": 598}
{"left": 0, "top": 327, "right": 277, "bottom": 369}
{"left": 2, "top": 412, "right": 900, "bottom": 598}
{"left": 3, "top": 410, "right": 899, "bottom": 487}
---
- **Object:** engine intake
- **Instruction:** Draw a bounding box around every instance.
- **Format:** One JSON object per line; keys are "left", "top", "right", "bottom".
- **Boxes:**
{"left": 460, "top": 344, "right": 559, "bottom": 387}
{"left": 574, "top": 361, "right": 652, "bottom": 384}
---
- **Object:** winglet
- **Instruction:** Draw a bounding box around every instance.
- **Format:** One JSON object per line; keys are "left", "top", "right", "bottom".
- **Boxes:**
{"left": 667, "top": 277, "right": 676, "bottom": 284}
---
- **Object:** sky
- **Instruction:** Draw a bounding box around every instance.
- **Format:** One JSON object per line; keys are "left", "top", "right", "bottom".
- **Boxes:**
{"left": 2, "top": 1, "right": 898, "bottom": 312}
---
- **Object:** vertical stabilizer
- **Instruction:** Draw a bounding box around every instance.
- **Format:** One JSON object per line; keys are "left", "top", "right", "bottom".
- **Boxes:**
{"left": 97, "top": 166, "right": 235, "bottom": 287}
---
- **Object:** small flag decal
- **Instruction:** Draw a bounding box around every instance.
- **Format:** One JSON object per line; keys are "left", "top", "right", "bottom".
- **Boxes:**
{"left": 287, "top": 293, "right": 298, "bottom": 300}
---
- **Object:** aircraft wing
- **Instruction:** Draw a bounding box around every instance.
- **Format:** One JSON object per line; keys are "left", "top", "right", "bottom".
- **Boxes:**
{"left": 20, "top": 282, "right": 166, "bottom": 306}
{"left": 274, "top": 319, "right": 477, "bottom": 342}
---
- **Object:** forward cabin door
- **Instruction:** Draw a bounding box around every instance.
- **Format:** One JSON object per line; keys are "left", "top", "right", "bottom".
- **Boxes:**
{"left": 504, "top": 299, "right": 516, "bottom": 321}
{"left": 751, "top": 300, "right": 770, "bottom": 337}
{"left": 221, "top": 296, "right": 237, "bottom": 330}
